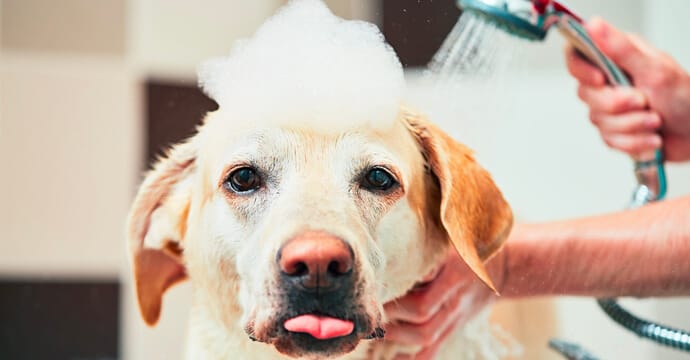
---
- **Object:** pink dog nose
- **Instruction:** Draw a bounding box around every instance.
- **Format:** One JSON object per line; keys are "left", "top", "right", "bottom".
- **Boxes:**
{"left": 278, "top": 231, "right": 354, "bottom": 290}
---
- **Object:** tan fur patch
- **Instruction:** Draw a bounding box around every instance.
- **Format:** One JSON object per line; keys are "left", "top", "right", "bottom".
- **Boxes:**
{"left": 127, "top": 139, "right": 197, "bottom": 325}
{"left": 401, "top": 108, "right": 513, "bottom": 292}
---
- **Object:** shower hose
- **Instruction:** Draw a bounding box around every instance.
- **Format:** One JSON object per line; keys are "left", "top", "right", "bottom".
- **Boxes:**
{"left": 595, "top": 156, "right": 690, "bottom": 353}
{"left": 597, "top": 298, "right": 690, "bottom": 351}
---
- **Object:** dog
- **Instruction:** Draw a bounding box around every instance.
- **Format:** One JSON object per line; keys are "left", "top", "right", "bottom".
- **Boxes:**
{"left": 126, "top": 1, "right": 513, "bottom": 358}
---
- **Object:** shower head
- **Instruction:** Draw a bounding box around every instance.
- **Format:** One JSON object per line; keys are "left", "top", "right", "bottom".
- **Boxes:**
{"left": 458, "top": 0, "right": 547, "bottom": 40}
{"left": 457, "top": 0, "right": 582, "bottom": 41}
{"left": 456, "top": 0, "right": 633, "bottom": 87}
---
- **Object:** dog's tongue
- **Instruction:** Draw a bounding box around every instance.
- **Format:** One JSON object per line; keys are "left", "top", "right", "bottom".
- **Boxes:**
{"left": 284, "top": 315, "right": 354, "bottom": 340}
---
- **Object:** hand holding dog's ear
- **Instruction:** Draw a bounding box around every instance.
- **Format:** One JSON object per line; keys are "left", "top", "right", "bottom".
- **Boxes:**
{"left": 127, "top": 140, "right": 196, "bottom": 326}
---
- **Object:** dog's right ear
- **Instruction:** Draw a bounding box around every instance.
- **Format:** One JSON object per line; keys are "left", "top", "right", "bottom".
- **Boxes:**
{"left": 402, "top": 110, "right": 513, "bottom": 293}
{"left": 127, "top": 140, "right": 197, "bottom": 326}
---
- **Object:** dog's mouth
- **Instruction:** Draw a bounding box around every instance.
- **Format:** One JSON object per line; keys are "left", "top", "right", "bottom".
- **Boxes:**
{"left": 248, "top": 309, "right": 383, "bottom": 358}
{"left": 247, "top": 252, "right": 383, "bottom": 357}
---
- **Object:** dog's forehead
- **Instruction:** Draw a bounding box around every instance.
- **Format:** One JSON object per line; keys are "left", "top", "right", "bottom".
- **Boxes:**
{"left": 198, "top": 114, "right": 420, "bottom": 178}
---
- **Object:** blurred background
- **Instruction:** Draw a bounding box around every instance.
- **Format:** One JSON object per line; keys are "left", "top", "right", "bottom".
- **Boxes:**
{"left": 1, "top": 0, "right": 689, "bottom": 359}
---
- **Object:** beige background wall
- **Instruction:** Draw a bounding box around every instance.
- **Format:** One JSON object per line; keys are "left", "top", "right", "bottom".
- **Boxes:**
{"left": 0, "top": 54, "right": 137, "bottom": 278}
{"left": 1, "top": 0, "right": 689, "bottom": 359}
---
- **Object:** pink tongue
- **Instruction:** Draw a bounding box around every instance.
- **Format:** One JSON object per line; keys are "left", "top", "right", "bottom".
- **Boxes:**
{"left": 284, "top": 315, "right": 354, "bottom": 340}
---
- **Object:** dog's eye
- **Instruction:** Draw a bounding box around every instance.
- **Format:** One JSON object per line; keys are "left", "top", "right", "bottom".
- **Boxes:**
{"left": 225, "top": 167, "right": 262, "bottom": 193}
{"left": 362, "top": 167, "right": 397, "bottom": 192}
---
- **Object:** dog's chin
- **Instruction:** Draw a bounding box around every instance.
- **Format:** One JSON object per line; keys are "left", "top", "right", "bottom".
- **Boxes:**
{"left": 272, "top": 331, "right": 362, "bottom": 358}
{"left": 247, "top": 312, "right": 384, "bottom": 358}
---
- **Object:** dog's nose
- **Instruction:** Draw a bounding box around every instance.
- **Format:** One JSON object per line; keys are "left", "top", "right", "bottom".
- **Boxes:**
{"left": 278, "top": 231, "right": 354, "bottom": 291}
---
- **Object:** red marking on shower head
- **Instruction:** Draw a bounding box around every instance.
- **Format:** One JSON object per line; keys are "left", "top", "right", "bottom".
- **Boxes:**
{"left": 532, "top": 0, "right": 550, "bottom": 14}
{"left": 532, "top": 0, "right": 583, "bottom": 22}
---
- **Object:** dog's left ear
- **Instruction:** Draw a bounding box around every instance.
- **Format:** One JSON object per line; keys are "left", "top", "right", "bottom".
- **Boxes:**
{"left": 404, "top": 112, "right": 513, "bottom": 292}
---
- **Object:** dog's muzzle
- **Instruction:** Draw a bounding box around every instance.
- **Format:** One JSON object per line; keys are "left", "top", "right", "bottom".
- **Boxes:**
{"left": 249, "top": 231, "right": 384, "bottom": 357}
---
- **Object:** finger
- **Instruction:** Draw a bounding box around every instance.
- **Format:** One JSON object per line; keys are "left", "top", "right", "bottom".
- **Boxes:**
{"left": 578, "top": 85, "right": 647, "bottom": 114}
{"left": 384, "top": 267, "right": 465, "bottom": 323}
{"left": 416, "top": 264, "right": 444, "bottom": 285}
{"left": 590, "top": 111, "right": 661, "bottom": 133}
{"left": 385, "top": 284, "right": 466, "bottom": 346}
{"left": 601, "top": 132, "right": 662, "bottom": 156}
{"left": 383, "top": 280, "right": 461, "bottom": 325}
{"left": 565, "top": 45, "right": 606, "bottom": 86}
{"left": 384, "top": 309, "right": 448, "bottom": 346}
{"left": 410, "top": 321, "right": 458, "bottom": 360}
{"left": 585, "top": 17, "right": 653, "bottom": 74}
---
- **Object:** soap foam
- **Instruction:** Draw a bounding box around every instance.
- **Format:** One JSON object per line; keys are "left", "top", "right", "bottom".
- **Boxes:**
{"left": 198, "top": 0, "right": 405, "bottom": 132}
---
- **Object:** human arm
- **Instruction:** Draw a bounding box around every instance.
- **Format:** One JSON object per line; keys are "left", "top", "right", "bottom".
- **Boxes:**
{"left": 385, "top": 195, "right": 690, "bottom": 359}
{"left": 502, "top": 195, "right": 690, "bottom": 298}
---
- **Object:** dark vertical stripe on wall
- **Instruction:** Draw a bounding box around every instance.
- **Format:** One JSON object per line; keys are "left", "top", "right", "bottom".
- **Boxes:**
{"left": 145, "top": 81, "right": 218, "bottom": 168}
{"left": 382, "top": 0, "right": 461, "bottom": 67}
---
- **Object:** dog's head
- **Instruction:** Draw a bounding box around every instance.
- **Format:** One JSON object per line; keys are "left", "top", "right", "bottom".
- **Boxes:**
{"left": 126, "top": 108, "right": 512, "bottom": 358}
{"left": 126, "top": 1, "right": 512, "bottom": 358}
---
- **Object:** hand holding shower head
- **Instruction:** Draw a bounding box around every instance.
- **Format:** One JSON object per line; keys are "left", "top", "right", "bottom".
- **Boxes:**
{"left": 459, "top": 0, "right": 628, "bottom": 86}
{"left": 456, "top": 0, "right": 667, "bottom": 203}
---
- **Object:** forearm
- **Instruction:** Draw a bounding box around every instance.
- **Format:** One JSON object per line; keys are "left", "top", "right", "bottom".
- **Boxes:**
{"left": 495, "top": 195, "right": 690, "bottom": 298}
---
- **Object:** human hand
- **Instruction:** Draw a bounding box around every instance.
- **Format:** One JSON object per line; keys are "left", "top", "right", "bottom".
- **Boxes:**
{"left": 565, "top": 17, "right": 690, "bottom": 161}
{"left": 383, "top": 246, "right": 504, "bottom": 359}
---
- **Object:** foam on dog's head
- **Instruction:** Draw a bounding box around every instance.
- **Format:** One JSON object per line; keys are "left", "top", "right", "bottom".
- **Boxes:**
{"left": 198, "top": 0, "right": 404, "bottom": 133}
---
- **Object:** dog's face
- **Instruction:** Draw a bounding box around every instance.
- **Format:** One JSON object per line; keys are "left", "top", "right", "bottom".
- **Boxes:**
{"left": 127, "top": 109, "right": 512, "bottom": 358}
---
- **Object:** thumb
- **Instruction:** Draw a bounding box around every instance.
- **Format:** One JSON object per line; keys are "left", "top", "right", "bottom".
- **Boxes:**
{"left": 585, "top": 17, "right": 651, "bottom": 76}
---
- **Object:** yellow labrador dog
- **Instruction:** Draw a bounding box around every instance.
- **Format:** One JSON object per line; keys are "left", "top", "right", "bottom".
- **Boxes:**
{"left": 127, "top": 1, "right": 513, "bottom": 359}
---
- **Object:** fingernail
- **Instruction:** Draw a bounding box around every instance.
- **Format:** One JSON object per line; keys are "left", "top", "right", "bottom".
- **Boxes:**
{"left": 650, "top": 135, "right": 662, "bottom": 148}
